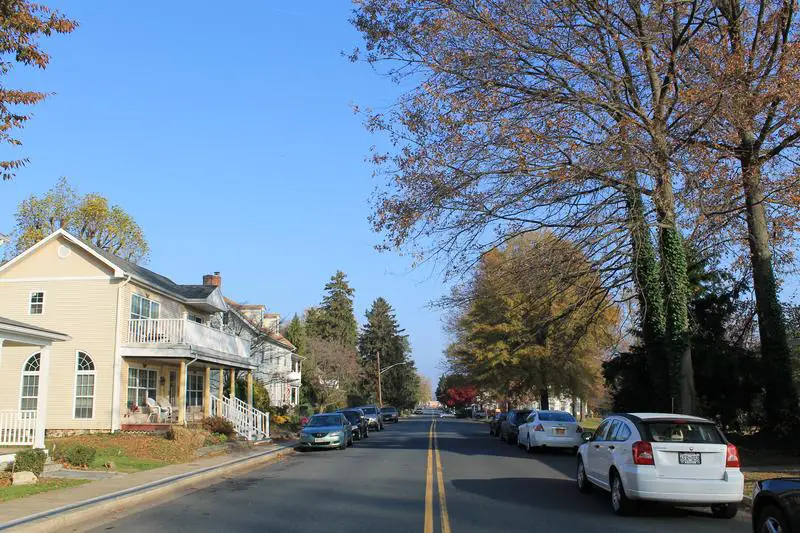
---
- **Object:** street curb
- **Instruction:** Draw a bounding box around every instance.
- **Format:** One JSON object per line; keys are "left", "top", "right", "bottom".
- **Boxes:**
{"left": 0, "top": 442, "right": 298, "bottom": 533}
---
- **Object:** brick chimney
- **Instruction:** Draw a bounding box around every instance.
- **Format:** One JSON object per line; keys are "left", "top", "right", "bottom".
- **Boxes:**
{"left": 202, "top": 272, "right": 221, "bottom": 287}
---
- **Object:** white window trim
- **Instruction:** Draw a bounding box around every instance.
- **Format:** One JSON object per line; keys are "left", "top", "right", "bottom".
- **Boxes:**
{"left": 126, "top": 364, "right": 159, "bottom": 408}
{"left": 186, "top": 370, "right": 204, "bottom": 407}
{"left": 130, "top": 293, "right": 160, "bottom": 321}
{"left": 28, "top": 290, "right": 45, "bottom": 316}
{"left": 72, "top": 351, "right": 97, "bottom": 421}
{"left": 19, "top": 351, "right": 41, "bottom": 412}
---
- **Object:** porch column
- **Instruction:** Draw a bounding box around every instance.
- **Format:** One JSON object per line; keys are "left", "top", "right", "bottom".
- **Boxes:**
{"left": 203, "top": 367, "right": 211, "bottom": 418}
{"left": 229, "top": 368, "right": 236, "bottom": 400}
{"left": 247, "top": 371, "right": 253, "bottom": 408}
{"left": 177, "top": 360, "right": 187, "bottom": 424}
{"left": 34, "top": 344, "right": 52, "bottom": 449}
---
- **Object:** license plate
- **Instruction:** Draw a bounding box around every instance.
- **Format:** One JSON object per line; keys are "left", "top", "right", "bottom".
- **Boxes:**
{"left": 314, "top": 438, "right": 327, "bottom": 443}
{"left": 679, "top": 452, "right": 701, "bottom": 465}
{"left": 553, "top": 427, "right": 566, "bottom": 435}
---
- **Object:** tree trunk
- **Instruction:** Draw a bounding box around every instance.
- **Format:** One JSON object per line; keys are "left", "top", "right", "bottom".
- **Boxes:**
{"left": 539, "top": 388, "right": 550, "bottom": 410}
{"left": 740, "top": 149, "right": 799, "bottom": 431}
{"left": 653, "top": 166, "right": 696, "bottom": 414}
{"left": 579, "top": 398, "right": 585, "bottom": 421}
{"left": 625, "top": 181, "right": 669, "bottom": 411}
{"left": 571, "top": 396, "right": 577, "bottom": 417}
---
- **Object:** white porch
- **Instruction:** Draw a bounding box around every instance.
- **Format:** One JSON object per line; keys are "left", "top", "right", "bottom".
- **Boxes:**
{"left": 0, "top": 316, "right": 70, "bottom": 449}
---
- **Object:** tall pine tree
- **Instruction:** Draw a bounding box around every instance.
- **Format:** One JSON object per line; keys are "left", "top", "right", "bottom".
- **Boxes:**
{"left": 307, "top": 271, "right": 358, "bottom": 348}
{"left": 359, "top": 297, "right": 419, "bottom": 409}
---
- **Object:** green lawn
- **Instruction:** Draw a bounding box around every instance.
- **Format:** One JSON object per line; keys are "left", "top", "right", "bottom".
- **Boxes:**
{"left": 580, "top": 418, "right": 602, "bottom": 431}
{"left": 89, "top": 452, "right": 165, "bottom": 473}
{"left": 0, "top": 478, "right": 89, "bottom": 503}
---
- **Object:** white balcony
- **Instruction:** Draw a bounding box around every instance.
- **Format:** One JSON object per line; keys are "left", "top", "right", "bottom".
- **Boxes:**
{"left": 287, "top": 371, "right": 301, "bottom": 383}
{"left": 126, "top": 319, "right": 250, "bottom": 359}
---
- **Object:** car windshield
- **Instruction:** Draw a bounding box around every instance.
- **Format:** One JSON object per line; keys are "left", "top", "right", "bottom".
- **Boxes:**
{"left": 538, "top": 411, "right": 576, "bottom": 422}
{"left": 644, "top": 421, "right": 724, "bottom": 444}
{"left": 341, "top": 412, "right": 360, "bottom": 424}
{"left": 514, "top": 410, "right": 532, "bottom": 422}
{"left": 361, "top": 407, "right": 377, "bottom": 415}
{"left": 307, "top": 415, "right": 342, "bottom": 427}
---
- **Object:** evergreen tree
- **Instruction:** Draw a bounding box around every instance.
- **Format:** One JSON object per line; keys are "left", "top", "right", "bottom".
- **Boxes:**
{"left": 358, "top": 297, "right": 418, "bottom": 409}
{"left": 284, "top": 314, "right": 307, "bottom": 356}
{"left": 306, "top": 271, "right": 358, "bottom": 349}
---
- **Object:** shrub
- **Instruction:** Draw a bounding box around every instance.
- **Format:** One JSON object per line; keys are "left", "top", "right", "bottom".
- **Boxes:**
{"left": 273, "top": 415, "right": 289, "bottom": 425}
{"left": 13, "top": 449, "right": 46, "bottom": 475}
{"left": 204, "top": 433, "right": 228, "bottom": 446}
{"left": 201, "top": 416, "right": 235, "bottom": 438}
{"left": 53, "top": 444, "right": 96, "bottom": 467}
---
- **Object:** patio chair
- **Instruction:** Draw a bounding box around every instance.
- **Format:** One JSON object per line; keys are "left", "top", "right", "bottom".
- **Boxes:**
{"left": 158, "top": 400, "right": 175, "bottom": 423}
{"left": 145, "top": 397, "right": 166, "bottom": 423}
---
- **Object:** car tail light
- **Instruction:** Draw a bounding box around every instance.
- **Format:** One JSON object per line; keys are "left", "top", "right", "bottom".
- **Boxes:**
{"left": 534, "top": 424, "right": 544, "bottom": 432}
{"left": 725, "top": 444, "right": 740, "bottom": 468}
{"left": 576, "top": 426, "right": 583, "bottom": 433}
{"left": 632, "top": 441, "right": 655, "bottom": 465}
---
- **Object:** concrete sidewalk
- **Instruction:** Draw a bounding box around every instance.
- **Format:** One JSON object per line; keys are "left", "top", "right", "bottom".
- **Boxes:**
{"left": 0, "top": 440, "right": 297, "bottom": 532}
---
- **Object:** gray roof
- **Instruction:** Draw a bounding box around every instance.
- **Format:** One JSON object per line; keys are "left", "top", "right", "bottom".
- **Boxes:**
{"left": 87, "top": 244, "right": 216, "bottom": 300}
{"left": 0, "top": 316, "right": 68, "bottom": 338}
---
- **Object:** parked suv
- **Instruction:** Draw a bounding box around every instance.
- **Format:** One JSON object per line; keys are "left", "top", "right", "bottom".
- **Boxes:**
{"left": 577, "top": 413, "right": 743, "bottom": 517}
{"left": 381, "top": 406, "right": 399, "bottom": 424}
{"left": 500, "top": 409, "right": 532, "bottom": 445}
{"left": 357, "top": 405, "right": 384, "bottom": 431}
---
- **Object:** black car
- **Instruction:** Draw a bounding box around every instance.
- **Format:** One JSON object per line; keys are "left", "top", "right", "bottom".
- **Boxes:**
{"left": 752, "top": 478, "right": 800, "bottom": 532}
{"left": 489, "top": 413, "right": 506, "bottom": 436}
{"left": 500, "top": 409, "right": 532, "bottom": 444}
{"left": 381, "top": 406, "right": 399, "bottom": 424}
{"left": 338, "top": 409, "right": 370, "bottom": 440}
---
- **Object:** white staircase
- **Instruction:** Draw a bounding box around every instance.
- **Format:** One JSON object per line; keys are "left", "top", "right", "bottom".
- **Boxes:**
{"left": 210, "top": 396, "right": 270, "bottom": 441}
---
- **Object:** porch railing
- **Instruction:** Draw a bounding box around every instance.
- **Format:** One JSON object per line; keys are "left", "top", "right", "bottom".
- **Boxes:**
{"left": 126, "top": 318, "right": 250, "bottom": 359}
{"left": 0, "top": 410, "right": 36, "bottom": 446}
{"left": 210, "top": 396, "right": 269, "bottom": 441}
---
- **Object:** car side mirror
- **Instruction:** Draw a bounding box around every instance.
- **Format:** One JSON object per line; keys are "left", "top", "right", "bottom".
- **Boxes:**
{"left": 581, "top": 431, "right": 594, "bottom": 442}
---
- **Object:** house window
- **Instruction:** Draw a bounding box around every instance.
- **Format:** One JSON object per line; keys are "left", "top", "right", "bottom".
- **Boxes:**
{"left": 130, "top": 294, "right": 160, "bottom": 321}
{"left": 74, "top": 352, "right": 95, "bottom": 419}
{"left": 187, "top": 314, "right": 203, "bottom": 324}
{"left": 21, "top": 353, "right": 41, "bottom": 411}
{"left": 186, "top": 371, "right": 204, "bottom": 407}
{"left": 29, "top": 292, "right": 44, "bottom": 315}
{"left": 127, "top": 367, "right": 157, "bottom": 407}
{"left": 290, "top": 387, "right": 298, "bottom": 405}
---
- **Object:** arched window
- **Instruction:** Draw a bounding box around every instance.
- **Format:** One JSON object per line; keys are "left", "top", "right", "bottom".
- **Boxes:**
{"left": 74, "top": 352, "right": 95, "bottom": 419}
{"left": 21, "top": 353, "right": 41, "bottom": 411}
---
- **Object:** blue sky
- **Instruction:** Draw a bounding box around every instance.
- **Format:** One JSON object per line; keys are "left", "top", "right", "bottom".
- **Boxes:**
{"left": 0, "top": 2, "right": 448, "bottom": 392}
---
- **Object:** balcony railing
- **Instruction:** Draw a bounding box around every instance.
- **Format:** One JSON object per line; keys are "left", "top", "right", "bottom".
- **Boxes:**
{"left": 126, "top": 319, "right": 250, "bottom": 359}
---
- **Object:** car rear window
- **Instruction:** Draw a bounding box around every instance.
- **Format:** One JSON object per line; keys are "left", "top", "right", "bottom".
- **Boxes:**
{"left": 384, "top": 407, "right": 398, "bottom": 413}
{"left": 643, "top": 421, "right": 724, "bottom": 444}
{"left": 538, "top": 411, "right": 576, "bottom": 422}
{"left": 361, "top": 407, "right": 377, "bottom": 414}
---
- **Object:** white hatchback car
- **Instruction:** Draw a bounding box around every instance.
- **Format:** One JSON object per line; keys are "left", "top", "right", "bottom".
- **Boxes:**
{"left": 518, "top": 410, "right": 583, "bottom": 452}
{"left": 576, "top": 413, "right": 743, "bottom": 518}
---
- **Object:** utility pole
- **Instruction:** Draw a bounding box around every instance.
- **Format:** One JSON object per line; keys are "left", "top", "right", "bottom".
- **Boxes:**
{"left": 376, "top": 350, "right": 382, "bottom": 407}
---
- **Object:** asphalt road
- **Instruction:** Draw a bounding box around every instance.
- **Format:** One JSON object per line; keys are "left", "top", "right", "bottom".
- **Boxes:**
{"left": 86, "top": 417, "right": 752, "bottom": 533}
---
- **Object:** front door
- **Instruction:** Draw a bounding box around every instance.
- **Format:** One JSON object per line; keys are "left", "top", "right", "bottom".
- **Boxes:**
{"left": 587, "top": 420, "right": 611, "bottom": 485}
{"left": 168, "top": 370, "right": 177, "bottom": 406}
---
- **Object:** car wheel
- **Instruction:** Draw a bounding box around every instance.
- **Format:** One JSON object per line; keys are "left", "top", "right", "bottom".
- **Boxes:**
{"left": 339, "top": 441, "right": 347, "bottom": 450}
{"left": 756, "top": 505, "right": 789, "bottom": 532}
{"left": 508, "top": 434, "right": 516, "bottom": 445}
{"left": 576, "top": 458, "right": 592, "bottom": 493}
{"left": 610, "top": 470, "right": 633, "bottom": 516}
{"left": 710, "top": 503, "right": 738, "bottom": 519}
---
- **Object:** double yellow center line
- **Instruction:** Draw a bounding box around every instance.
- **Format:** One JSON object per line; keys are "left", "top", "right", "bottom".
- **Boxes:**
{"left": 424, "top": 418, "right": 451, "bottom": 533}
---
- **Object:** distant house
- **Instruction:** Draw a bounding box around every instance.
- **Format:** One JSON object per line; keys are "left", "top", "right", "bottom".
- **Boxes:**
{"left": 0, "top": 229, "right": 268, "bottom": 448}
{"left": 222, "top": 300, "right": 301, "bottom": 407}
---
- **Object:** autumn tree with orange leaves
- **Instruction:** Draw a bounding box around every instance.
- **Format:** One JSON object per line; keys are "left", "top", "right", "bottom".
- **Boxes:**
{"left": 353, "top": 0, "right": 800, "bottom": 430}
{"left": 0, "top": 1, "right": 77, "bottom": 180}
